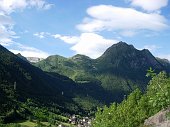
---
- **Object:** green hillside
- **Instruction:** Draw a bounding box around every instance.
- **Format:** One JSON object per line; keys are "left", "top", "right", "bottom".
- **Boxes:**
{"left": 0, "top": 45, "right": 98, "bottom": 126}
{"left": 1, "top": 42, "right": 169, "bottom": 126}
{"left": 35, "top": 42, "right": 170, "bottom": 102}
{"left": 0, "top": 44, "right": 117, "bottom": 126}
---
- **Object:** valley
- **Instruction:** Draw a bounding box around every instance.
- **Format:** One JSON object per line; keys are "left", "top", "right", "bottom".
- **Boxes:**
{"left": 0, "top": 42, "right": 170, "bottom": 127}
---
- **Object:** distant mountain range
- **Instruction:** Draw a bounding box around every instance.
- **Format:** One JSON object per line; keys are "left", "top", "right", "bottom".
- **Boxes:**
{"left": 0, "top": 45, "right": 115, "bottom": 116}
{"left": 0, "top": 42, "right": 170, "bottom": 117}
{"left": 17, "top": 53, "right": 44, "bottom": 63}
{"left": 26, "top": 57, "right": 44, "bottom": 63}
{"left": 35, "top": 42, "right": 170, "bottom": 98}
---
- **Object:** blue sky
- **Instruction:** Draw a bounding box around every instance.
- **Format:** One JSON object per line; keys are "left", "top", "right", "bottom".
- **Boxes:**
{"left": 0, "top": 0, "right": 170, "bottom": 60}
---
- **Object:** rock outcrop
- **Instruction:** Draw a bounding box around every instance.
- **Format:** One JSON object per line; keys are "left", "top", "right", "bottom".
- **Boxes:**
{"left": 144, "top": 108, "right": 170, "bottom": 127}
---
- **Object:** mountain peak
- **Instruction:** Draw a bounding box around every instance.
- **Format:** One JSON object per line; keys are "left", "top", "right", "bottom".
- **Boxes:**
{"left": 112, "top": 41, "right": 134, "bottom": 48}
{"left": 109, "top": 41, "right": 135, "bottom": 50}
{"left": 16, "top": 53, "right": 29, "bottom": 62}
{"left": 71, "top": 54, "right": 91, "bottom": 60}
{"left": 97, "top": 41, "right": 164, "bottom": 75}
{"left": 100, "top": 42, "right": 135, "bottom": 58}
{"left": 116, "top": 41, "right": 129, "bottom": 45}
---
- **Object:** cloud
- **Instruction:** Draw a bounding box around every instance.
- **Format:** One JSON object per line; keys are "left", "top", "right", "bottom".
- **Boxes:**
{"left": 0, "top": 0, "right": 53, "bottom": 14}
{"left": 0, "top": 13, "right": 16, "bottom": 46}
{"left": 144, "top": 45, "right": 161, "bottom": 52}
{"left": 9, "top": 43, "right": 49, "bottom": 58}
{"left": 28, "top": 0, "right": 54, "bottom": 10}
{"left": 34, "top": 32, "right": 50, "bottom": 39}
{"left": 129, "top": 0, "right": 168, "bottom": 12}
{"left": 0, "top": 0, "right": 53, "bottom": 58}
{"left": 52, "top": 34, "right": 80, "bottom": 44}
{"left": 71, "top": 33, "right": 118, "bottom": 58}
{"left": 0, "top": 0, "right": 27, "bottom": 14}
{"left": 77, "top": 5, "right": 168, "bottom": 36}
{"left": 120, "top": 30, "right": 136, "bottom": 37}
{"left": 0, "top": 13, "right": 13, "bottom": 24}
{"left": 0, "top": 0, "right": 53, "bottom": 45}
{"left": 53, "top": 33, "right": 118, "bottom": 58}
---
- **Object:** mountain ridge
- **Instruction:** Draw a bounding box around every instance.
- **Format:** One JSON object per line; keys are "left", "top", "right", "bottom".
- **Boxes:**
{"left": 0, "top": 42, "right": 170, "bottom": 125}
{"left": 35, "top": 42, "right": 170, "bottom": 101}
{"left": 0, "top": 44, "right": 116, "bottom": 117}
{"left": 0, "top": 44, "right": 81, "bottom": 115}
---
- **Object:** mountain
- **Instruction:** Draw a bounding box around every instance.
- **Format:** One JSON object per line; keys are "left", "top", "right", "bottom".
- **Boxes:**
{"left": 35, "top": 42, "right": 170, "bottom": 102}
{"left": 16, "top": 53, "right": 29, "bottom": 62}
{"left": 95, "top": 42, "right": 165, "bottom": 84}
{"left": 0, "top": 45, "right": 82, "bottom": 117}
{"left": 16, "top": 53, "right": 44, "bottom": 63}
{"left": 26, "top": 57, "right": 44, "bottom": 63}
{"left": 1, "top": 42, "right": 170, "bottom": 125}
{"left": 156, "top": 57, "right": 170, "bottom": 72}
{"left": 0, "top": 45, "right": 115, "bottom": 120}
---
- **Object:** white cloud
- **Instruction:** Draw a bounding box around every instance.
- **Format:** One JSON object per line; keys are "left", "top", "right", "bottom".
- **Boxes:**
{"left": 19, "top": 30, "right": 29, "bottom": 34}
{"left": 144, "top": 45, "right": 160, "bottom": 52}
{"left": 0, "top": 0, "right": 53, "bottom": 58}
{"left": 77, "top": 5, "right": 168, "bottom": 36}
{"left": 71, "top": 33, "right": 118, "bottom": 58}
{"left": 0, "top": 13, "right": 16, "bottom": 46}
{"left": 0, "top": 39, "right": 13, "bottom": 46}
{"left": 0, "top": 0, "right": 53, "bottom": 47}
{"left": 0, "top": 13, "right": 13, "bottom": 24}
{"left": 34, "top": 32, "right": 50, "bottom": 39}
{"left": 28, "top": 0, "right": 54, "bottom": 10}
{"left": 0, "top": 0, "right": 53, "bottom": 14}
{"left": 10, "top": 49, "right": 49, "bottom": 58}
{"left": 129, "top": 0, "right": 168, "bottom": 12}
{"left": 52, "top": 34, "right": 80, "bottom": 44}
{"left": 0, "top": 0, "right": 27, "bottom": 14}
{"left": 120, "top": 30, "right": 136, "bottom": 37}
{"left": 53, "top": 33, "right": 118, "bottom": 58}
{"left": 10, "top": 43, "right": 49, "bottom": 58}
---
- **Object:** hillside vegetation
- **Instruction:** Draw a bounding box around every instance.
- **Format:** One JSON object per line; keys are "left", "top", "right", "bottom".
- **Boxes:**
{"left": 0, "top": 42, "right": 170, "bottom": 127}
{"left": 35, "top": 42, "right": 170, "bottom": 102}
{"left": 92, "top": 70, "right": 170, "bottom": 127}
{"left": 0, "top": 44, "right": 119, "bottom": 126}
{"left": 0, "top": 45, "right": 97, "bottom": 126}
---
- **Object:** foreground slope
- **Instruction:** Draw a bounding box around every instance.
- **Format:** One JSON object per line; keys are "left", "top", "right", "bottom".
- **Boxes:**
{"left": 0, "top": 45, "right": 114, "bottom": 117}
{"left": 92, "top": 72, "right": 170, "bottom": 127}
{"left": 0, "top": 44, "right": 80, "bottom": 115}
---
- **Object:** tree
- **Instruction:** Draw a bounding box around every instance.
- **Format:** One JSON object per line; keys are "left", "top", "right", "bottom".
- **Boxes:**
{"left": 92, "top": 71, "right": 170, "bottom": 127}
{"left": 147, "top": 71, "right": 170, "bottom": 114}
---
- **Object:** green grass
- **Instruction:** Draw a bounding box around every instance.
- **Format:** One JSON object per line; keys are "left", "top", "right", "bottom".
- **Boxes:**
{"left": 13, "top": 120, "right": 38, "bottom": 127}
{"left": 13, "top": 119, "right": 74, "bottom": 127}
{"left": 13, "top": 120, "right": 50, "bottom": 127}
{"left": 19, "top": 120, "right": 37, "bottom": 127}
